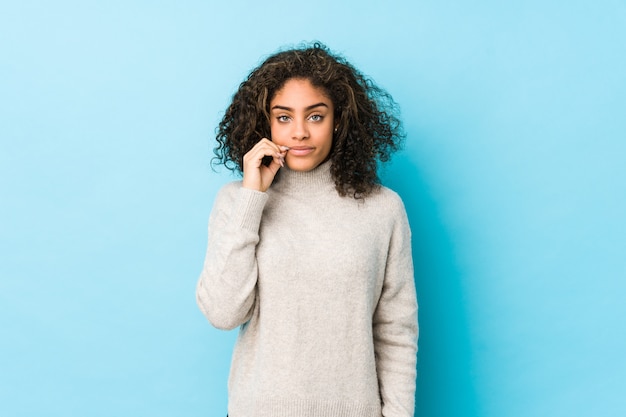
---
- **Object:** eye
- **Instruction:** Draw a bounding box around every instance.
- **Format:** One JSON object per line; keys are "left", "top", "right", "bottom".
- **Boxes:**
{"left": 277, "top": 115, "right": 290, "bottom": 122}
{"left": 309, "top": 114, "right": 323, "bottom": 122}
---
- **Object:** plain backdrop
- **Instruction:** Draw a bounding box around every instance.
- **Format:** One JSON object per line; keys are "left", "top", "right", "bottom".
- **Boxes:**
{"left": 1, "top": 1, "right": 625, "bottom": 416}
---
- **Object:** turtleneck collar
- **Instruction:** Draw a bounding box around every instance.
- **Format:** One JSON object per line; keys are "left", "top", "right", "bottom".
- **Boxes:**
{"left": 271, "top": 161, "right": 337, "bottom": 195}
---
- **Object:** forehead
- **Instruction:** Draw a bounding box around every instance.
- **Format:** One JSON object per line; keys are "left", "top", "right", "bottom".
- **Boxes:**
{"left": 271, "top": 78, "right": 332, "bottom": 105}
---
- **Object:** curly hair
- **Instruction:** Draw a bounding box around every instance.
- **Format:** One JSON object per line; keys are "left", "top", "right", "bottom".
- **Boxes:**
{"left": 213, "top": 42, "right": 405, "bottom": 198}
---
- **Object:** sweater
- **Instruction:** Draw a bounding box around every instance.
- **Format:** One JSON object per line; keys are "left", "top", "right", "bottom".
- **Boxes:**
{"left": 196, "top": 161, "right": 418, "bottom": 417}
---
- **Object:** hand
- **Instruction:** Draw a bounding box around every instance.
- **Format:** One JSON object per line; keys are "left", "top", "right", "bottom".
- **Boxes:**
{"left": 242, "top": 138, "right": 289, "bottom": 192}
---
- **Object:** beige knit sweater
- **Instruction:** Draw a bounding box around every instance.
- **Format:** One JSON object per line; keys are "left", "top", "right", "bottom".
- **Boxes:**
{"left": 196, "top": 162, "right": 418, "bottom": 417}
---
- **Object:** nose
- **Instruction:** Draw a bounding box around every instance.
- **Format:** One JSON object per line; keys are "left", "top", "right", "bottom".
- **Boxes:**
{"left": 291, "top": 118, "right": 309, "bottom": 140}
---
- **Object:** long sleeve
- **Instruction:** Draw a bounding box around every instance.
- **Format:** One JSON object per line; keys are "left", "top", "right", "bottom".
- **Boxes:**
{"left": 197, "top": 163, "right": 419, "bottom": 417}
{"left": 372, "top": 199, "right": 419, "bottom": 417}
{"left": 196, "top": 182, "right": 269, "bottom": 330}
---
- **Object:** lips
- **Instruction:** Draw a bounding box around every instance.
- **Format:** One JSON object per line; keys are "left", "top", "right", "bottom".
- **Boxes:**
{"left": 287, "top": 146, "right": 314, "bottom": 156}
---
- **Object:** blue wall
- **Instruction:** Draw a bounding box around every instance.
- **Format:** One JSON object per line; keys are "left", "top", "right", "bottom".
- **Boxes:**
{"left": 1, "top": 1, "right": 624, "bottom": 416}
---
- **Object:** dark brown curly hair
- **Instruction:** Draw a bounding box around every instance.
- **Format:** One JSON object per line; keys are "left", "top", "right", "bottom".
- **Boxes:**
{"left": 213, "top": 42, "right": 405, "bottom": 198}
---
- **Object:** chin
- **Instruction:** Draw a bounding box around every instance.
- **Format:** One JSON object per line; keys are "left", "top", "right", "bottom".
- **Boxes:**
{"left": 286, "top": 160, "right": 321, "bottom": 172}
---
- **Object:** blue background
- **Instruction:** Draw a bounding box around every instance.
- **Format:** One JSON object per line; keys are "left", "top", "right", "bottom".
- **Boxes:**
{"left": 1, "top": 1, "right": 625, "bottom": 416}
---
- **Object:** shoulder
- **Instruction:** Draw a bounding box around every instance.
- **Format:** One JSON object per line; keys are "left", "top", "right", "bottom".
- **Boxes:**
{"left": 352, "top": 185, "right": 410, "bottom": 234}
{"left": 213, "top": 180, "right": 269, "bottom": 211}
{"left": 365, "top": 185, "right": 408, "bottom": 216}
{"left": 213, "top": 180, "right": 267, "bottom": 211}
{"left": 218, "top": 180, "right": 243, "bottom": 194}
{"left": 212, "top": 180, "right": 242, "bottom": 206}
{"left": 369, "top": 186, "right": 413, "bottom": 247}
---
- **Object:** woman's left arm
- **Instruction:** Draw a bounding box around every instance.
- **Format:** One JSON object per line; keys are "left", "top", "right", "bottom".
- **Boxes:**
{"left": 373, "top": 198, "right": 418, "bottom": 417}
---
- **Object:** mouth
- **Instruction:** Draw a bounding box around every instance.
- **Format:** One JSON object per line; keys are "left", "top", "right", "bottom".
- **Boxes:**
{"left": 287, "top": 146, "right": 315, "bottom": 156}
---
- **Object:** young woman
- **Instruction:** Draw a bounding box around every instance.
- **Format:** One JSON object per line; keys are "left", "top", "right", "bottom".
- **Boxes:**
{"left": 196, "top": 42, "right": 418, "bottom": 417}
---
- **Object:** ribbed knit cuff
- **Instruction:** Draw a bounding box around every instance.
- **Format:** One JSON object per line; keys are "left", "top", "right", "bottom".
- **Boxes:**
{"left": 233, "top": 187, "right": 269, "bottom": 233}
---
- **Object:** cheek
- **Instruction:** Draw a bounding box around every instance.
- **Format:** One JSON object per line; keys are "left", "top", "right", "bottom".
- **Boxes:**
{"left": 269, "top": 122, "right": 283, "bottom": 140}
{"left": 323, "top": 127, "right": 334, "bottom": 145}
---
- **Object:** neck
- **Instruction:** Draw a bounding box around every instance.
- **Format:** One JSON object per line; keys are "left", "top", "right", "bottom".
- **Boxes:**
{"left": 272, "top": 161, "right": 336, "bottom": 195}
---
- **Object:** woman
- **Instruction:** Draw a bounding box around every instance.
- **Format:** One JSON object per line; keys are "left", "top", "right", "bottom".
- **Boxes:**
{"left": 197, "top": 42, "right": 418, "bottom": 417}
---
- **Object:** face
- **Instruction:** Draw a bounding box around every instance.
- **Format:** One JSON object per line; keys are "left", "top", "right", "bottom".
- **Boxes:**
{"left": 269, "top": 78, "right": 335, "bottom": 172}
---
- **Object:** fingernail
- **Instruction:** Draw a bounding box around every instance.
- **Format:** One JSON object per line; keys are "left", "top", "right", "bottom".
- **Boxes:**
{"left": 280, "top": 146, "right": 290, "bottom": 151}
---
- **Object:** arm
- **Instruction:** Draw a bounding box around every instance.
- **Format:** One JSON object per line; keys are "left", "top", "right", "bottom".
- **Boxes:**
{"left": 196, "top": 138, "right": 287, "bottom": 330}
{"left": 373, "top": 199, "right": 419, "bottom": 417}
{"left": 196, "top": 182, "right": 268, "bottom": 330}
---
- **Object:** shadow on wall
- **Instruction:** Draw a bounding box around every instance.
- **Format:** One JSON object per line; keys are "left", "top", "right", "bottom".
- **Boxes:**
{"left": 382, "top": 153, "right": 479, "bottom": 417}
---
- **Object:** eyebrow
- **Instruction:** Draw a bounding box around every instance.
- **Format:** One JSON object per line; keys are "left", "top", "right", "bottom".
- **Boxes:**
{"left": 271, "top": 102, "right": 329, "bottom": 112}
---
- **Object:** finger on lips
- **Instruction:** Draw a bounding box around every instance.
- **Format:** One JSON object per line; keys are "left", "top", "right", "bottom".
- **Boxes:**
{"left": 247, "top": 139, "right": 290, "bottom": 168}
{"left": 270, "top": 144, "right": 290, "bottom": 168}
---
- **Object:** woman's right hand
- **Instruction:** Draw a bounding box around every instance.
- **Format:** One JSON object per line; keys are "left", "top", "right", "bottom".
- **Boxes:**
{"left": 242, "top": 138, "right": 289, "bottom": 192}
